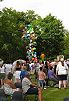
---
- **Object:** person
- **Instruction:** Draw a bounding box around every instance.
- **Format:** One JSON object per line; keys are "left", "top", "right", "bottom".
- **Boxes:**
{"left": 43, "top": 60, "right": 49, "bottom": 87}
{"left": 0, "top": 63, "right": 6, "bottom": 87}
{"left": 56, "top": 58, "right": 68, "bottom": 89}
{"left": 20, "top": 65, "right": 28, "bottom": 81}
{"left": 4, "top": 64, "right": 12, "bottom": 75}
{"left": 38, "top": 67, "right": 46, "bottom": 89}
{"left": 66, "top": 59, "right": 69, "bottom": 67}
{"left": 13, "top": 61, "right": 21, "bottom": 83}
{"left": 22, "top": 72, "right": 43, "bottom": 101}
{"left": 3, "top": 72, "right": 18, "bottom": 95}
{"left": 29, "top": 60, "right": 35, "bottom": 74}
{"left": 48, "top": 67, "right": 58, "bottom": 85}
{"left": 12, "top": 61, "right": 21, "bottom": 74}
{"left": 34, "top": 60, "right": 41, "bottom": 81}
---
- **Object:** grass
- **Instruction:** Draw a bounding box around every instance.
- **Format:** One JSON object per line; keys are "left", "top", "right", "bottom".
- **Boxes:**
{"left": 20, "top": 87, "right": 69, "bottom": 101}
{"left": 43, "top": 87, "right": 69, "bottom": 101}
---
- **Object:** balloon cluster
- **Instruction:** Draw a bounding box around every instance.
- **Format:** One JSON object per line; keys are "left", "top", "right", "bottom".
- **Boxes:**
{"left": 22, "top": 24, "right": 37, "bottom": 61}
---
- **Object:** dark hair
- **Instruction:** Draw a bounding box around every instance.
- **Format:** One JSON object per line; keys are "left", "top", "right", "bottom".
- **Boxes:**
{"left": 16, "top": 67, "right": 21, "bottom": 71}
{"left": 45, "top": 61, "right": 48, "bottom": 69}
{"left": 40, "top": 67, "right": 42, "bottom": 71}
{"left": 25, "top": 72, "right": 30, "bottom": 78}
{"left": 7, "top": 72, "right": 13, "bottom": 80}
{"left": 50, "top": 67, "right": 53, "bottom": 70}
{"left": 16, "top": 61, "right": 20, "bottom": 66}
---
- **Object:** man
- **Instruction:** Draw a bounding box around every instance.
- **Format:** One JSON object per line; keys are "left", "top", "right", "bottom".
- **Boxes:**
{"left": 22, "top": 72, "right": 43, "bottom": 101}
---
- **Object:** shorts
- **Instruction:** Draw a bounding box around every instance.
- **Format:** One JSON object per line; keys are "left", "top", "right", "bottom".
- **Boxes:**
{"left": 38, "top": 80, "right": 45, "bottom": 88}
{"left": 26, "top": 87, "right": 38, "bottom": 95}
{"left": 58, "top": 75, "right": 67, "bottom": 80}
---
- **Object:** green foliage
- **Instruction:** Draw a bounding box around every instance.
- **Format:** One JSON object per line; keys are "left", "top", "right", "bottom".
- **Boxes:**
{"left": 0, "top": 8, "right": 67, "bottom": 62}
{"left": 0, "top": 8, "right": 40, "bottom": 62}
{"left": 0, "top": 8, "right": 27, "bottom": 62}
{"left": 36, "top": 14, "right": 64, "bottom": 59}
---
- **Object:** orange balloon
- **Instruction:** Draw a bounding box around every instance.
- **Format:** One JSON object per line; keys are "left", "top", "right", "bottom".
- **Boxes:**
{"left": 41, "top": 53, "right": 45, "bottom": 59}
{"left": 32, "top": 58, "right": 34, "bottom": 61}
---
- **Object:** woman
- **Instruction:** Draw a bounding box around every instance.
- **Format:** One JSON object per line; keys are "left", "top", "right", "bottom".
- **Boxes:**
{"left": 56, "top": 59, "right": 68, "bottom": 89}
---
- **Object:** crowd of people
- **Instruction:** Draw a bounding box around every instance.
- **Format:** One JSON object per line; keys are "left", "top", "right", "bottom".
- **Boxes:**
{"left": 0, "top": 58, "right": 69, "bottom": 101}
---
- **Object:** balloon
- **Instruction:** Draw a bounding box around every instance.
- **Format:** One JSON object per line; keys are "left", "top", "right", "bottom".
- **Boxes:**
{"left": 34, "top": 52, "right": 37, "bottom": 54}
{"left": 41, "top": 53, "right": 45, "bottom": 59}
{"left": 34, "top": 58, "right": 38, "bottom": 62}
{"left": 33, "top": 47, "right": 36, "bottom": 51}
{"left": 32, "top": 57, "right": 35, "bottom": 61}
{"left": 34, "top": 54, "right": 37, "bottom": 58}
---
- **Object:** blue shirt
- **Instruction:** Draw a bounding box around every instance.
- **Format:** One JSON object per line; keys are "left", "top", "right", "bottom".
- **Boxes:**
{"left": 20, "top": 70, "right": 28, "bottom": 80}
{"left": 48, "top": 69, "right": 55, "bottom": 79}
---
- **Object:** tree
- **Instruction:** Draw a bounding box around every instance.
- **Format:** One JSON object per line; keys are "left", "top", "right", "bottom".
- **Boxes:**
{"left": 0, "top": 8, "right": 41, "bottom": 62}
{"left": 0, "top": 0, "right": 3, "bottom": 2}
{"left": 36, "top": 14, "right": 64, "bottom": 59}
{"left": 64, "top": 30, "right": 69, "bottom": 59}
{"left": 0, "top": 8, "right": 27, "bottom": 62}
{"left": 0, "top": 8, "right": 66, "bottom": 62}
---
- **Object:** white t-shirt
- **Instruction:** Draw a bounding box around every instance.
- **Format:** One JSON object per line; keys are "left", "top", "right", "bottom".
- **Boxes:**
{"left": 4, "top": 64, "right": 12, "bottom": 74}
{"left": 13, "top": 71, "right": 21, "bottom": 83}
{"left": 29, "top": 63, "right": 34, "bottom": 70}
{"left": 22, "top": 77, "right": 32, "bottom": 94}
{"left": 56, "top": 62, "right": 68, "bottom": 75}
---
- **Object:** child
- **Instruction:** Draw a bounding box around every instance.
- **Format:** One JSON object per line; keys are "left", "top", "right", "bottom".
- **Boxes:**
{"left": 38, "top": 67, "right": 46, "bottom": 89}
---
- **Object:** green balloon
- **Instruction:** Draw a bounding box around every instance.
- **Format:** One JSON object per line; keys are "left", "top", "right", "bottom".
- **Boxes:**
{"left": 34, "top": 47, "right": 36, "bottom": 50}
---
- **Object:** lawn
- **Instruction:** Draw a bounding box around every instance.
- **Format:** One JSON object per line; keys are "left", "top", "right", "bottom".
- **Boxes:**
{"left": 43, "top": 87, "right": 69, "bottom": 101}
{"left": 21, "top": 87, "right": 69, "bottom": 101}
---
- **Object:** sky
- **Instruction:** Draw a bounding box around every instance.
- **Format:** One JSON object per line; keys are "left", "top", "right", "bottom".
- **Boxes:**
{"left": 0, "top": 0, "right": 69, "bottom": 30}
